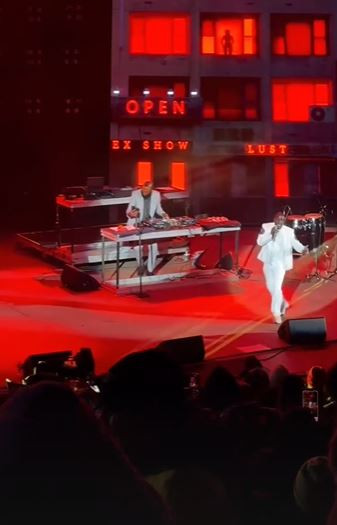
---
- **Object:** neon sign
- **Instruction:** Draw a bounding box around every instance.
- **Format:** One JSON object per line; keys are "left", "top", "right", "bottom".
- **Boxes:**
{"left": 112, "top": 97, "right": 202, "bottom": 122}
{"left": 245, "top": 144, "right": 288, "bottom": 155}
{"left": 111, "top": 140, "right": 191, "bottom": 152}
{"left": 125, "top": 99, "right": 186, "bottom": 117}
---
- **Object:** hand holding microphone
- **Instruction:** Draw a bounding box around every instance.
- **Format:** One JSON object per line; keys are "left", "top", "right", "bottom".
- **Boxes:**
{"left": 271, "top": 224, "right": 282, "bottom": 240}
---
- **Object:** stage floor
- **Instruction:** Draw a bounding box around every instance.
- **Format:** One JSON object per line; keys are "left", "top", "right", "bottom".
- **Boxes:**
{"left": 1, "top": 229, "right": 337, "bottom": 384}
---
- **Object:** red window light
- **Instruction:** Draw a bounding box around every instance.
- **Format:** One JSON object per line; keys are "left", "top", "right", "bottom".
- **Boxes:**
{"left": 274, "top": 162, "right": 289, "bottom": 197}
{"left": 273, "top": 18, "right": 328, "bottom": 56}
{"left": 272, "top": 80, "right": 332, "bottom": 122}
{"left": 203, "top": 102, "right": 216, "bottom": 119}
{"left": 286, "top": 23, "right": 311, "bottom": 55}
{"left": 313, "top": 19, "right": 327, "bottom": 55}
{"left": 273, "top": 36, "right": 285, "bottom": 55}
{"left": 130, "top": 14, "right": 190, "bottom": 55}
{"left": 201, "top": 20, "right": 215, "bottom": 54}
{"left": 201, "top": 17, "right": 258, "bottom": 56}
{"left": 243, "top": 18, "right": 257, "bottom": 55}
{"left": 136, "top": 161, "right": 153, "bottom": 186}
{"left": 148, "top": 83, "right": 186, "bottom": 97}
{"left": 171, "top": 162, "right": 187, "bottom": 190}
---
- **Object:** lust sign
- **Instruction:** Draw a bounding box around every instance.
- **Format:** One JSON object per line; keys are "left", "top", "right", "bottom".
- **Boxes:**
{"left": 245, "top": 144, "right": 288, "bottom": 155}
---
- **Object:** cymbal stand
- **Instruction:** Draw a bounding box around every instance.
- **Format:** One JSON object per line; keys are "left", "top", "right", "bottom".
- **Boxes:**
{"left": 327, "top": 241, "right": 337, "bottom": 280}
{"left": 306, "top": 246, "right": 323, "bottom": 281}
{"left": 306, "top": 222, "right": 329, "bottom": 281}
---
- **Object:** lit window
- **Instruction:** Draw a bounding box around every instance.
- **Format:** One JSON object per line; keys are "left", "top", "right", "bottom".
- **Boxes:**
{"left": 129, "top": 77, "right": 189, "bottom": 97}
{"left": 313, "top": 20, "right": 327, "bottom": 55}
{"left": 171, "top": 163, "right": 187, "bottom": 190}
{"left": 272, "top": 80, "right": 332, "bottom": 122}
{"left": 274, "top": 162, "right": 289, "bottom": 197}
{"left": 201, "top": 78, "right": 260, "bottom": 121}
{"left": 130, "top": 13, "right": 190, "bottom": 55}
{"left": 288, "top": 162, "right": 321, "bottom": 197}
{"left": 272, "top": 16, "right": 328, "bottom": 56}
{"left": 201, "top": 16, "right": 258, "bottom": 56}
{"left": 136, "top": 162, "right": 153, "bottom": 186}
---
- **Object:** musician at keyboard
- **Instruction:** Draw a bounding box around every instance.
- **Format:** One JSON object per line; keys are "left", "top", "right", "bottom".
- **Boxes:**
{"left": 126, "top": 181, "right": 169, "bottom": 275}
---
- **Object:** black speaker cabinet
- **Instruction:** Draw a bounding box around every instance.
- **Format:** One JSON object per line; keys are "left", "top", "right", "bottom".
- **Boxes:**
{"left": 157, "top": 335, "right": 205, "bottom": 364}
{"left": 61, "top": 265, "right": 100, "bottom": 292}
{"left": 278, "top": 317, "right": 327, "bottom": 344}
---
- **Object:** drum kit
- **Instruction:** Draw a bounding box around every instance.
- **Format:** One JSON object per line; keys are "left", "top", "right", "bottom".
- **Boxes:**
{"left": 286, "top": 207, "right": 336, "bottom": 280}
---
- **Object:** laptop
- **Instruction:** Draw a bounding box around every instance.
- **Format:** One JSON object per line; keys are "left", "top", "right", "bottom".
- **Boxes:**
{"left": 86, "top": 176, "right": 104, "bottom": 193}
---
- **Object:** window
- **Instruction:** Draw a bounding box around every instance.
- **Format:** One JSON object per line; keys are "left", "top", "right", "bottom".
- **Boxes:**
{"left": 171, "top": 162, "right": 187, "bottom": 190}
{"left": 274, "top": 162, "right": 289, "bottom": 197}
{"left": 201, "top": 78, "right": 260, "bottom": 121}
{"left": 201, "top": 15, "right": 258, "bottom": 56}
{"left": 207, "top": 159, "right": 265, "bottom": 197}
{"left": 272, "top": 79, "right": 332, "bottom": 122}
{"left": 136, "top": 161, "right": 153, "bottom": 186}
{"left": 289, "top": 162, "right": 321, "bottom": 196}
{"left": 271, "top": 15, "right": 328, "bottom": 56}
{"left": 129, "top": 13, "right": 190, "bottom": 55}
{"left": 129, "top": 77, "right": 189, "bottom": 97}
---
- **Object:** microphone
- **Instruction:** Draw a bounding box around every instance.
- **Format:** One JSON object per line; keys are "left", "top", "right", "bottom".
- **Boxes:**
{"left": 282, "top": 205, "right": 292, "bottom": 218}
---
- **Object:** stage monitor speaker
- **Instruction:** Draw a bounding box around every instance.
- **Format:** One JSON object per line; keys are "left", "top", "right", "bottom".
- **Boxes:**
{"left": 194, "top": 250, "right": 233, "bottom": 270}
{"left": 278, "top": 317, "right": 327, "bottom": 344}
{"left": 157, "top": 335, "right": 205, "bottom": 364}
{"left": 61, "top": 265, "right": 100, "bottom": 292}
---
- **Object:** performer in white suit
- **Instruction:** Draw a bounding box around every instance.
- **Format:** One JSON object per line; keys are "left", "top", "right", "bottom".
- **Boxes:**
{"left": 257, "top": 211, "right": 308, "bottom": 324}
{"left": 126, "top": 181, "right": 168, "bottom": 275}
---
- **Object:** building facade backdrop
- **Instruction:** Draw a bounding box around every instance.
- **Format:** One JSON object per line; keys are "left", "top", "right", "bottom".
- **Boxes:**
{"left": 110, "top": 0, "right": 337, "bottom": 225}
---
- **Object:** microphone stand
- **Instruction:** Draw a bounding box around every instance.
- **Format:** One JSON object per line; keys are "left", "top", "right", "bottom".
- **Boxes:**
{"left": 135, "top": 217, "right": 149, "bottom": 299}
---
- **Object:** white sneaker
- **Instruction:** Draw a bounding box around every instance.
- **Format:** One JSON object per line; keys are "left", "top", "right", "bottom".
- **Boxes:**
{"left": 281, "top": 300, "right": 289, "bottom": 316}
{"left": 273, "top": 314, "right": 282, "bottom": 324}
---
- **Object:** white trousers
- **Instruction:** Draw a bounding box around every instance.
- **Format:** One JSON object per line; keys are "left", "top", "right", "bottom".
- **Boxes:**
{"left": 133, "top": 243, "right": 158, "bottom": 272}
{"left": 263, "top": 261, "right": 286, "bottom": 316}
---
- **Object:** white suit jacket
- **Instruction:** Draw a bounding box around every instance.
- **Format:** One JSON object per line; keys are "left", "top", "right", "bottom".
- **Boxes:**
{"left": 126, "top": 189, "right": 165, "bottom": 225}
{"left": 257, "top": 223, "right": 305, "bottom": 271}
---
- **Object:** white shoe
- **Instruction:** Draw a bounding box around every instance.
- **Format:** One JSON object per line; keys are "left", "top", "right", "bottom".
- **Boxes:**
{"left": 273, "top": 314, "right": 282, "bottom": 324}
{"left": 281, "top": 300, "right": 289, "bottom": 316}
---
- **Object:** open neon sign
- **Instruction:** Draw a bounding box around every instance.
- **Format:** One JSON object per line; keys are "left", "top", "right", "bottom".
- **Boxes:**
{"left": 245, "top": 144, "right": 288, "bottom": 155}
{"left": 111, "top": 139, "right": 191, "bottom": 152}
{"left": 125, "top": 99, "right": 186, "bottom": 117}
{"left": 112, "top": 97, "right": 202, "bottom": 121}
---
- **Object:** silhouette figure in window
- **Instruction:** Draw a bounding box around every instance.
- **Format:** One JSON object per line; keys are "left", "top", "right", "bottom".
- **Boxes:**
{"left": 221, "top": 30, "right": 234, "bottom": 55}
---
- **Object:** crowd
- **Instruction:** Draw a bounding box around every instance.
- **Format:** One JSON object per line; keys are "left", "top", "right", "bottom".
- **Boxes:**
{"left": 1, "top": 348, "right": 337, "bottom": 524}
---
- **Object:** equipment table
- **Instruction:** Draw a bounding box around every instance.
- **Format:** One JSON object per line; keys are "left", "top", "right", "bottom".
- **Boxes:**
{"left": 100, "top": 224, "right": 241, "bottom": 288}
{"left": 55, "top": 190, "right": 189, "bottom": 247}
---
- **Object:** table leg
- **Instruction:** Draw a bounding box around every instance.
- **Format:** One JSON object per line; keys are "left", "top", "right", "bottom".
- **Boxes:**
{"left": 116, "top": 240, "right": 120, "bottom": 289}
{"left": 56, "top": 204, "right": 62, "bottom": 247}
{"left": 101, "top": 236, "right": 105, "bottom": 282}
{"left": 234, "top": 230, "right": 240, "bottom": 270}
{"left": 219, "top": 232, "right": 223, "bottom": 262}
{"left": 70, "top": 209, "right": 75, "bottom": 253}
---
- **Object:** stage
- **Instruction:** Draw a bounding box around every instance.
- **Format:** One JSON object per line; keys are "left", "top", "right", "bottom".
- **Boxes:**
{"left": 1, "top": 228, "right": 337, "bottom": 384}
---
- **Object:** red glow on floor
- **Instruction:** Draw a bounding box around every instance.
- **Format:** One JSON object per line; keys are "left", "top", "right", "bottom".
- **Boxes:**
{"left": 1, "top": 231, "right": 337, "bottom": 384}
